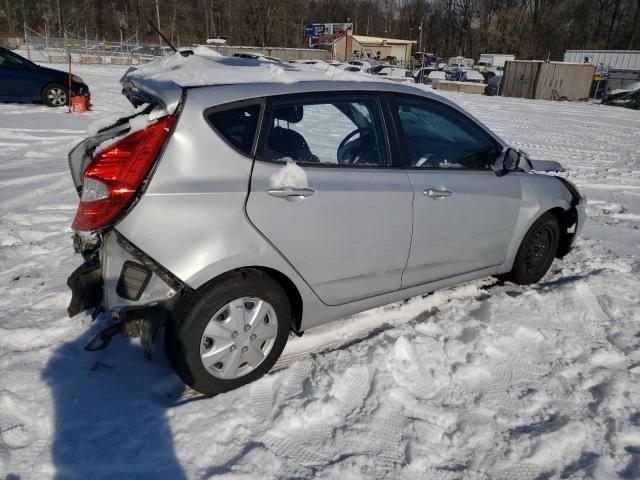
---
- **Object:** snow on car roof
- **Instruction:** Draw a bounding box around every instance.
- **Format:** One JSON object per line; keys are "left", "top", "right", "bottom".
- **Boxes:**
{"left": 125, "top": 46, "right": 378, "bottom": 88}
{"left": 464, "top": 70, "right": 485, "bottom": 80}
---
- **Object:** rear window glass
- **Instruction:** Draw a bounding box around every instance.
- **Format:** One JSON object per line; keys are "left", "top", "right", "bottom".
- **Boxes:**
{"left": 206, "top": 104, "right": 261, "bottom": 155}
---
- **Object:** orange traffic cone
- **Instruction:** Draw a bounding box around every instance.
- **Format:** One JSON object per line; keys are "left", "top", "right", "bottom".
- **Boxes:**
{"left": 71, "top": 95, "right": 91, "bottom": 113}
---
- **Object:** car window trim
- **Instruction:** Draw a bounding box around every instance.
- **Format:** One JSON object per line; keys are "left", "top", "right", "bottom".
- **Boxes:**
{"left": 203, "top": 97, "right": 266, "bottom": 159}
{"left": 255, "top": 91, "right": 394, "bottom": 169}
{"left": 390, "top": 93, "right": 503, "bottom": 171}
{"left": 379, "top": 93, "right": 405, "bottom": 168}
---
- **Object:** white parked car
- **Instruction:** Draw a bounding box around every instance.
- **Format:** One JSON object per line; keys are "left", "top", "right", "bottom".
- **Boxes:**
{"left": 426, "top": 70, "right": 447, "bottom": 85}
{"left": 462, "top": 70, "right": 486, "bottom": 83}
{"left": 375, "top": 67, "right": 414, "bottom": 82}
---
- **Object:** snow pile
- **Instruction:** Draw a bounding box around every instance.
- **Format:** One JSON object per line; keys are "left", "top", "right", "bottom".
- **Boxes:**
{"left": 269, "top": 160, "right": 308, "bottom": 188}
{"left": 610, "top": 81, "right": 640, "bottom": 95}
{"left": 191, "top": 45, "right": 223, "bottom": 58}
{"left": 86, "top": 103, "right": 147, "bottom": 137}
{"left": 91, "top": 105, "right": 170, "bottom": 154}
{"left": 125, "top": 49, "right": 376, "bottom": 87}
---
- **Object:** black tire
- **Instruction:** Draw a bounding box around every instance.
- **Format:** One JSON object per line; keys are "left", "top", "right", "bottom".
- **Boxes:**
{"left": 42, "top": 83, "right": 68, "bottom": 107}
{"left": 503, "top": 212, "right": 560, "bottom": 285}
{"left": 165, "top": 269, "right": 291, "bottom": 396}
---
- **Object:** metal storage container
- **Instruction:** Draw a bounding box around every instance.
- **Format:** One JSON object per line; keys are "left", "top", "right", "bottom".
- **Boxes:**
{"left": 501, "top": 61, "right": 594, "bottom": 101}
{"left": 564, "top": 50, "right": 640, "bottom": 71}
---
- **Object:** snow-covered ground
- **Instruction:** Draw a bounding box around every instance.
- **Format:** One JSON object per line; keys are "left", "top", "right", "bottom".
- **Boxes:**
{"left": 1, "top": 62, "right": 640, "bottom": 479}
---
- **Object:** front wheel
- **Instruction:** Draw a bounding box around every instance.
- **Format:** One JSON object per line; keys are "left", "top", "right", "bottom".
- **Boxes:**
{"left": 503, "top": 212, "right": 560, "bottom": 285}
{"left": 42, "top": 84, "right": 68, "bottom": 107}
{"left": 165, "top": 270, "right": 291, "bottom": 396}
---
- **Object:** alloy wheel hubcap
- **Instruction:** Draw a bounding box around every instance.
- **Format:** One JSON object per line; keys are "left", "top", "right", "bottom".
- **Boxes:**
{"left": 199, "top": 297, "right": 278, "bottom": 380}
{"left": 48, "top": 88, "right": 66, "bottom": 106}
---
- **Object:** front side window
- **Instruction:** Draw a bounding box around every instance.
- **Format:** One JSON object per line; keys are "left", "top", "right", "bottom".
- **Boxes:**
{"left": 395, "top": 99, "right": 498, "bottom": 169}
{"left": 206, "top": 103, "right": 261, "bottom": 156}
{"left": 262, "top": 97, "right": 389, "bottom": 167}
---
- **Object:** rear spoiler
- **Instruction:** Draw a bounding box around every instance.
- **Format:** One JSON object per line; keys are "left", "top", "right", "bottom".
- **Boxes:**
{"left": 120, "top": 68, "right": 183, "bottom": 113}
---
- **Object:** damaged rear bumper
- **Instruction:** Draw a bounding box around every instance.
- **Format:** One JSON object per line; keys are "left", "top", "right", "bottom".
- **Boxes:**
{"left": 67, "top": 259, "right": 103, "bottom": 317}
{"left": 67, "top": 230, "right": 187, "bottom": 355}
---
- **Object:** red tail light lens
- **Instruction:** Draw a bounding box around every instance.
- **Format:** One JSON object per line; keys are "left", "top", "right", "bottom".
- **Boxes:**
{"left": 72, "top": 115, "right": 176, "bottom": 231}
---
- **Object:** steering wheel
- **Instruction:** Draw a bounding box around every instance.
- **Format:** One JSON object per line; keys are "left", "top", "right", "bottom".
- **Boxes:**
{"left": 337, "top": 128, "right": 372, "bottom": 165}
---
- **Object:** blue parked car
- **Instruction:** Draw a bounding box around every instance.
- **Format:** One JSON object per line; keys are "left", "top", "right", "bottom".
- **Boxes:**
{"left": 0, "top": 47, "right": 90, "bottom": 107}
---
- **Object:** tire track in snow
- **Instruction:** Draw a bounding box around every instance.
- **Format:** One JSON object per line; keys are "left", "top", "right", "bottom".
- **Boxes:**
{"left": 574, "top": 282, "right": 610, "bottom": 348}
{"left": 576, "top": 282, "right": 612, "bottom": 324}
{"left": 254, "top": 364, "right": 375, "bottom": 472}
{"left": 0, "top": 175, "right": 71, "bottom": 210}
{"left": 369, "top": 411, "right": 406, "bottom": 476}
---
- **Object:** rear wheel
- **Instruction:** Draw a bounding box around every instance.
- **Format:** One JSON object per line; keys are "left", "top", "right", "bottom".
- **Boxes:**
{"left": 42, "top": 84, "right": 68, "bottom": 107}
{"left": 165, "top": 270, "right": 291, "bottom": 396}
{"left": 503, "top": 212, "right": 560, "bottom": 285}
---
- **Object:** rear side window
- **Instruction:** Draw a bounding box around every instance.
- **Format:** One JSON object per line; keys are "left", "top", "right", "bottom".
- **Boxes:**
{"left": 261, "top": 97, "right": 389, "bottom": 167}
{"left": 206, "top": 104, "right": 261, "bottom": 156}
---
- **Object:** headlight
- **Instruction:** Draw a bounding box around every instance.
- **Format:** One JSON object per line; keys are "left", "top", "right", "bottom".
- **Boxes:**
{"left": 71, "top": 74, "right": 84, "bottom": 83}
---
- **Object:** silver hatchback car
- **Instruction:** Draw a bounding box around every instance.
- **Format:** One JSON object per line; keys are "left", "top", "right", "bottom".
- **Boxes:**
{"left": 67, "top": 54, "right": 585, "bottom": 395}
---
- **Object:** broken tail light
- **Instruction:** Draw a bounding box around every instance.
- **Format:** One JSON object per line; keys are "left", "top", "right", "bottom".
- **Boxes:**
{"left": 72, "top": 115, "right": 176, "bottom": 231}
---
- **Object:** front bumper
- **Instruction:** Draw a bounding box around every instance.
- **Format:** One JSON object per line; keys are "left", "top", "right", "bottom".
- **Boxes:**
{"left": 572, "top": 194, "right": 587, "bottom": 248}
{"left": 71, "top": 82, "right": 90, "bottom": 98}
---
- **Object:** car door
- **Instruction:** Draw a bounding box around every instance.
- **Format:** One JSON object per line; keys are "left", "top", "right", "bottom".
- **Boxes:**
{"left": 390, "top": 94, "right": 522, "bottom": 288}
{"left": 246, "top": 92, "right": 413, "bottom": 306}
{"left": 0, "top": 49, "right": 41, "bottom": 100}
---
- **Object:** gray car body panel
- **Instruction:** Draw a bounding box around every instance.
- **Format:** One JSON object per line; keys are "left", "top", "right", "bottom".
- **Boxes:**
{"left": 94, "top": 78, "right": 583, "bottom": 331}
{"left": 247, "top": 165, "right": 414, "bottom": 305}
{"left": 403, "top": 169, "right": 522, "bottom": 287}
{"left": 101, "top": 231, "right": 175, "bottom": 309}
{"left": 497, "top": 172, "right": 574, "bottom": 274}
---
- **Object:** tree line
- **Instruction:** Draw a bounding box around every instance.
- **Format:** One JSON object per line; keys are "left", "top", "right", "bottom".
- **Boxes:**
{"left": 2, "top": 0, "right": 639, "bottom": 61}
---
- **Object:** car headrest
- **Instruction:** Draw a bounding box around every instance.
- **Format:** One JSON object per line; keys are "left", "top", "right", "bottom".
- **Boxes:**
{"left": 273, "top": 105, "right": 303, "bottom": 123}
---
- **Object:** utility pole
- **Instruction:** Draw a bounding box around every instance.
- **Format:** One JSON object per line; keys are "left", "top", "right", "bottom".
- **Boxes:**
{"left": 203, "top": 0, "right": 209, "bottom": 40}
{"left": 418, "top": 20, "right": 423, "bottom": 53}
{"left": 23, "top": 22, "right": 30, "bottom": 60}
{"left": 155, "top": 0, "right": 162, "bottom": 45}
{"left": 56, "top": 0, "right": 62, "bottom": 36}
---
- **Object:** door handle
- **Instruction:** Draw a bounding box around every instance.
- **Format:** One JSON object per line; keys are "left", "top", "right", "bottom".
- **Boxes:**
{"left": 424, "top": 188, "right": 453, "bottom": 198}
{"left": 267, "top": 187, "right": 316, "bottom": 202}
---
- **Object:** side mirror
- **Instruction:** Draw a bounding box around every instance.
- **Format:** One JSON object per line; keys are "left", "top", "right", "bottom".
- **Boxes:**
{"left": 493, "top": 147, "right": 522, "bottom": 176}
{"left": 504, "top": 148, "right": 520, "bottom": 171}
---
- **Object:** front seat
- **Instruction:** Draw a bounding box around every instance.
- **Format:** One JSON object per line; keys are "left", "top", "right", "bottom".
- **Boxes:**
{"left": 266, "top": 105, "right": 319, "bottom": 163}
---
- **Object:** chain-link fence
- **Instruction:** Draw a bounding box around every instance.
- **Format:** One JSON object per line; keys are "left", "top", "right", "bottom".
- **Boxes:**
{"left": 12, "top": 25, "right": 171, "bottom": 65}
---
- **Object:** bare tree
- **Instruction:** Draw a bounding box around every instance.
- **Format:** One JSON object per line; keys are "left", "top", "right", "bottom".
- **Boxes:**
{"left": 2, "top": 0, "right": 639, "bottom": 58}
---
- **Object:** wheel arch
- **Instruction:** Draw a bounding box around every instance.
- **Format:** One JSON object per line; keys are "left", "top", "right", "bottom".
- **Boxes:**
{"left": 500, "top": 203, "right": 571, "bottom": 275}
{"left": 548, "top": 206, "right": 579, "bottom": 259}
{"left": 180, "top": 266, "right": 304, "bottom": 334}
{"left": 247, "top": 266, "right": 304, "bottom": 334}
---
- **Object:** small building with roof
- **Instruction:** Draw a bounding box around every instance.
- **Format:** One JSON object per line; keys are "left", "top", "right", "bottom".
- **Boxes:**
{"left": 316, "top": 30, "right": 416, "bottom": 64}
